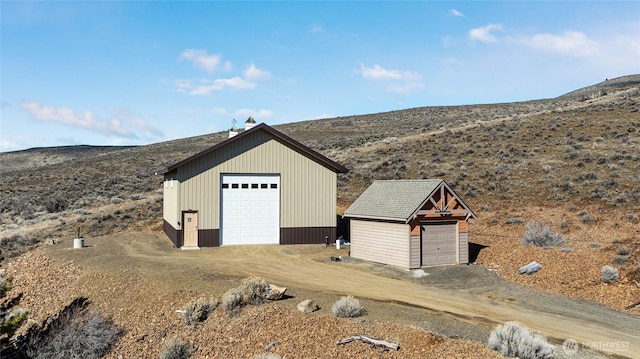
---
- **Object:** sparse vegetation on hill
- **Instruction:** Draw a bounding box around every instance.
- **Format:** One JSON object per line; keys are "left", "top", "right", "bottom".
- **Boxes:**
{"left": 0, "top": 75, "right": 638, "bottom": 357}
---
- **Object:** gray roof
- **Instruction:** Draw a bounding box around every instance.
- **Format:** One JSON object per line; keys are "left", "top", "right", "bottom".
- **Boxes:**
{"left": 344, "top": 179, "right": 443, "bottom": 221}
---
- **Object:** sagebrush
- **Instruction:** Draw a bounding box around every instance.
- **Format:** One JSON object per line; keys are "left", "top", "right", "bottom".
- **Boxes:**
{"left": 22, "top": 298, "right": 121, "bottom": 359}
{"left": 159, "top": 336, "right": 191, "bottom": 359}
{"left": 522, "top": 221, "right": 564, "bottom": 247}
{"left": 180, "top": 297, "right": 218, "bottom": 325}
{"left": 601, "top": 265, "right": 619, "bottom": 283}
{"left": 332, "top": 296, "right": 364, "bottom": 318}
{"left": 488, "top": 321, "right": 554, "bottom": 359}
{"left": 221, "top": 276, "right": 269, "bottom": 315}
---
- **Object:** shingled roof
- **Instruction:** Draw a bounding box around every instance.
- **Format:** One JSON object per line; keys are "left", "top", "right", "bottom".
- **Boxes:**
{"left": 344, "top": 179, "right": 476, "bottom": 222}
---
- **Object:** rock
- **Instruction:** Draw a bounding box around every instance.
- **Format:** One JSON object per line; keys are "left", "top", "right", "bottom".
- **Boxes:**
{"left": 518, "top": 261, "right": 542, "bottom": 275}
{"left": 265, "top": 284, "right": 287, "bottom": 300}
{"left": 297, "top": 299, "right": 319, "bottom": 314}
{"left": 46, "top": 239, "right": 58, "bottom": 245}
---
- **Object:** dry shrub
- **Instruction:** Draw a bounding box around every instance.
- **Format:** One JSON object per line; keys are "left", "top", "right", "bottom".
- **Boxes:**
{"left": 180, "top": 297, "right": 218, "bottom": 325}
{"left": 601, "top": 265, "right": 619, "bottom": 283}
{"left": 488, "top": 321, "right": 554, "bottom": 359}
{"left": 522, "top": 221, "right": 564, "bottom": 247}
{"left": 159, "top": 336, "right": 191, "bottom": 359}
{"left": 332, "top": 296, "right": 364, "bottom": 318}
{"left": 221, "top": 276, "right": 268, "bottom": 315}
{"left": 22, "top": 297, "right": 121, "bottom": 359}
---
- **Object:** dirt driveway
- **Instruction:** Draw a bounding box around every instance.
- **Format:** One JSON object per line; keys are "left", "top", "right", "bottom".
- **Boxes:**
{"left": 44, "top": 232, "right": 639, "bottom": 358}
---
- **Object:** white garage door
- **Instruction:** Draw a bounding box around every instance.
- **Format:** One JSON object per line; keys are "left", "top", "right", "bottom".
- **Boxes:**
{"left": 221, "top": 175, "right": 280, "bottom": 245}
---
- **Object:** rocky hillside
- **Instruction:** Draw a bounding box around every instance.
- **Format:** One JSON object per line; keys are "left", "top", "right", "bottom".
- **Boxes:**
{"left": 0, "top": 75, "right": 639, "bottom": 257}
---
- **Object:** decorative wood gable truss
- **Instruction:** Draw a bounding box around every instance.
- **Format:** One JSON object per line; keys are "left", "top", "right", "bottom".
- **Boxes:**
{"left": 413, "top": 181, "right": 477, "bottom": 222}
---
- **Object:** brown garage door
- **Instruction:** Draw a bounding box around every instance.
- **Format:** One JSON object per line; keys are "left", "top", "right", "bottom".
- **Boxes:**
{"left": 422, "top": 222, "right": 457, "bottom": 266}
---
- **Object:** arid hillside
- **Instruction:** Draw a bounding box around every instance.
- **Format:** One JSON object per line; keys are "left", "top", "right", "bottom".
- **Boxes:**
{"left": 0, "top": 75, "right": 639, "bottom": 358}
{"left": 2, "top": 75, "right": 638, "bottom": 246}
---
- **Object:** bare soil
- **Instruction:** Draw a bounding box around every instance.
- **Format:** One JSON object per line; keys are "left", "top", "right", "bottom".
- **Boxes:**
{"left": 8, "top": 231, "right": 639, "bottom": 358}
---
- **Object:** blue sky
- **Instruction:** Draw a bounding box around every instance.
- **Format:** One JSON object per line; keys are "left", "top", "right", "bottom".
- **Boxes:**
{"left": 1, "top": 1, "right": 639, "bottom": 152}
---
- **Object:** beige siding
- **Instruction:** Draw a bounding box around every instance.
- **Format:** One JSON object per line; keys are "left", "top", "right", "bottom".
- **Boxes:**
{"left": 176, "top": 131, "right": 336, "bottom": 230}
{"left": 459, "top": 231, "right": 469, "bottom": 264}
{"left": 163, "top": 178, "right": 180, "bottom": 228}
{"left": 409, "top": 235, "right": 421, "bottom": 269}
{"left": 350, "top": 219, "right": 410, "bottom": 269}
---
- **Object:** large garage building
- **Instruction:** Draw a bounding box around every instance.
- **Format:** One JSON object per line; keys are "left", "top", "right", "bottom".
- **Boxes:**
{"left": 162, "top": 121, "right": 348, "bottom": 249}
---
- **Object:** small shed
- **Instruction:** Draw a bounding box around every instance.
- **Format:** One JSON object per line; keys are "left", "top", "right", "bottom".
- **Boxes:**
{"left": 162, "top": 120, "right": 348, "bottom": 249}
{"left": 343, "top": 179, "right": 477, "bottom": 269}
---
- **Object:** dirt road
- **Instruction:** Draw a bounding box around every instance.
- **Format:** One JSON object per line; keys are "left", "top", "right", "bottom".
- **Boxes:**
{"left": 44, "top": 233, "right": 639, "bottom": 358}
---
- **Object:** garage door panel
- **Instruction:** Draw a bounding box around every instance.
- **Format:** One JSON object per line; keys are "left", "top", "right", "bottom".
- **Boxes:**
{"left": 422, "top": 222, "right": 457, "bottom": 266}
{"left": 221, "top": 175, "right": 280, "bottom": 245}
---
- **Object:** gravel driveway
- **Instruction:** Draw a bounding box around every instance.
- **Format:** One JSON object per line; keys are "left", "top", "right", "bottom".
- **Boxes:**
{"left": 42, "top": 233, "right": 639, "bottom": 358}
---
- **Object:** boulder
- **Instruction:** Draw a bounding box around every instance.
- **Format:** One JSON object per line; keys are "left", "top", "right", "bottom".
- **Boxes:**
{"left": 297, "top": 299, "right": 319, "bottom": 314}
{"left": 518, "top": 261, "right": 542, "bottom": 275}
{"left": 265, "top": 284, "right": 287, "bottom": 300}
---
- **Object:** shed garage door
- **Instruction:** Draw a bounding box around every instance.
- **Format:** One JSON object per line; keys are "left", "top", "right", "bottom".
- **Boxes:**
{"left": 422, "top": 222, "right": 457, "bottom": 266}
{"left": 221, "top": 175, "right": 280, "bottom": 245}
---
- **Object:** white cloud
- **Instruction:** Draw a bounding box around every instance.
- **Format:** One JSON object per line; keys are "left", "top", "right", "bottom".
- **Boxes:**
{"left": 0, "top": 138, "right": 19, "bottom": 151}
{"left": 182, "top": 108, "right": 198, "bottom": 115}
{"left": 360, "top": 64, "right": 418, "bottom": 81}
{"left": 179, "top": 49, "right": 231, "bottom": 74}
{"left": 449, "top": 9, "right": 464, "bottom": 17}
{"left": 21, "top": 101, "right": 162, "bottom": 138}
{"left": 178, "top": 77, "right": 256, "bottom": 96}
{"left": 469, "top": 23, "right": 503, "bottom": 43}
{"left": 442, "top": 57, "right": 461, "bottom": 65}
{"left": 519, "top": 31, "right": 600, "bottom": 58}
{"left": 244, "top": 63, "right": 272, "bottom": 81}
{"left": 309, "top": 23, "right": 324, "bottom": 33}
{"left": 360, "top": 64, "right": 422, "bottom": 94}
{"left": 176, "top": 61, "right": 272, "bottom": 95}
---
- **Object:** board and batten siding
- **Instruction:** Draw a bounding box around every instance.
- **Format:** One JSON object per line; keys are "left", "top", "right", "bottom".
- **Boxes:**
{"left": 176, "top": 131, "right": 336, "bottom": 230}
{"left": 350, "top": 219, "right": 410, "bottom": 268}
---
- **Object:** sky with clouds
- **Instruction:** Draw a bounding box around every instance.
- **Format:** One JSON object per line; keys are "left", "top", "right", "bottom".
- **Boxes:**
{"left": 1, "top": 1, "right": 639, "bottom": 152}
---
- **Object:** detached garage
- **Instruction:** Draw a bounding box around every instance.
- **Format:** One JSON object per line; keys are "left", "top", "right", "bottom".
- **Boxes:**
{"left": 162, "top": 121, "right": 348, "bottom": 249}
{"left": 343, "top": 180, "right": 477, "bottom": 269}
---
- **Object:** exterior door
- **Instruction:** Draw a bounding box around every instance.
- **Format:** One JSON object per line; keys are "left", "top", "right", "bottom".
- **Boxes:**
{"left": 183, "top": 212, "right": 198, "bottom": 247}
{"left": 422, "top": 222, "right": 457, "bottom": 266}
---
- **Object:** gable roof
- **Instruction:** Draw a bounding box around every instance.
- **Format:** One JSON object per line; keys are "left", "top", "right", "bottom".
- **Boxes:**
{"left": 165, "top": 123, "right": 348, "bottom": 173}
{"left": 344, "top": 179, "right": 476, "bottom": 222}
